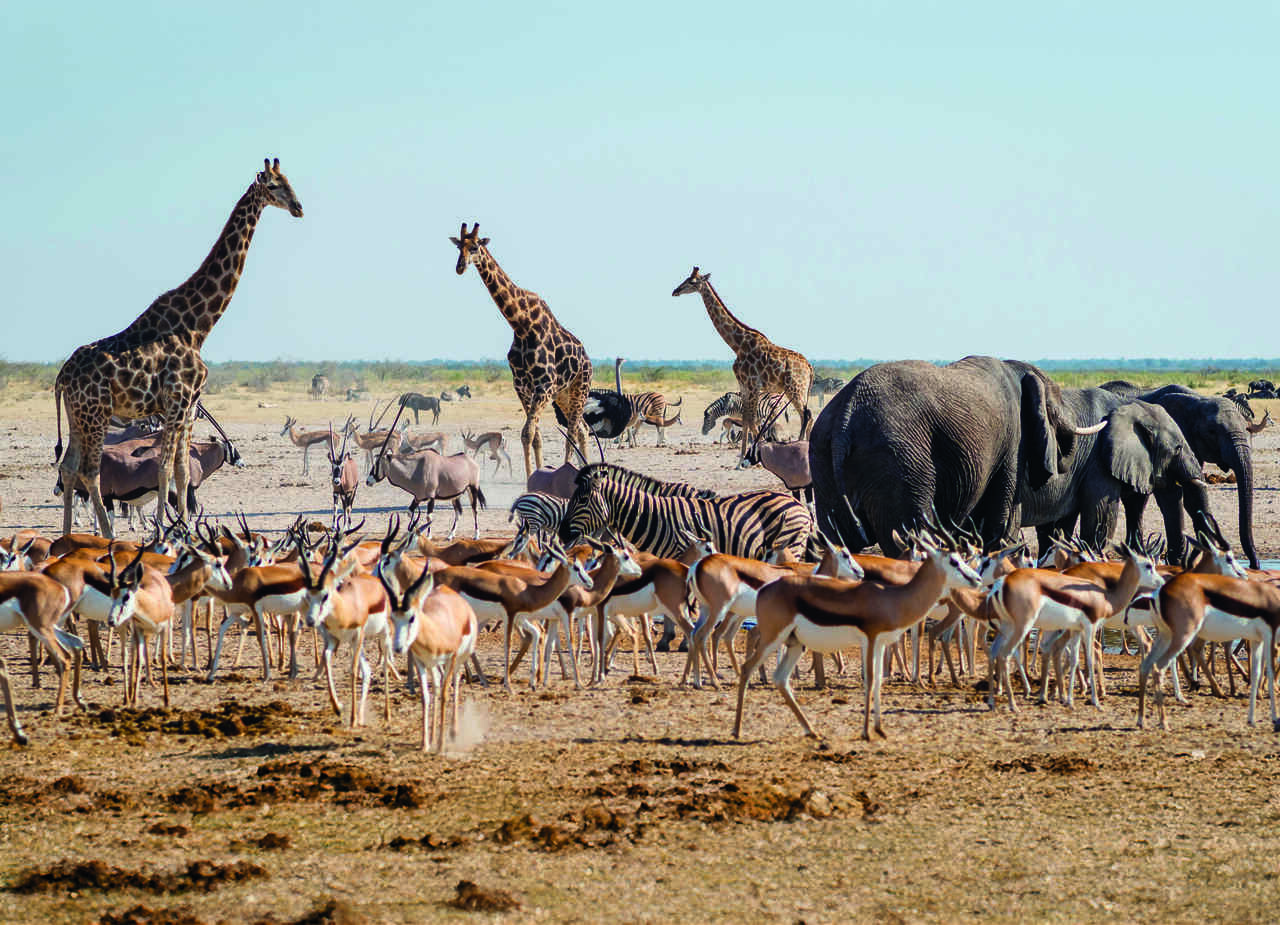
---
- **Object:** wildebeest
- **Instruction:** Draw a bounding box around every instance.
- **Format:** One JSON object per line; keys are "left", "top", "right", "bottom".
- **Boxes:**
{"left": 398, "top": 391, "right": 441, "bottom": 425}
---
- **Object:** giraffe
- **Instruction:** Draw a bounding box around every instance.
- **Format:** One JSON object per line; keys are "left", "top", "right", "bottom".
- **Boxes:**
{"left": 450, "top": 223, "right": 592, "bottom": 479}
{"left": 672, "top": 266, "right": 813, "bottom": 463}
{"left": 54, "top": 158, "right": 304, "bottom": 538}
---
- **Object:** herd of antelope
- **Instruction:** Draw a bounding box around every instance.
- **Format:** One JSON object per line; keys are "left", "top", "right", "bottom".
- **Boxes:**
{"left": 3, "top": 452, "right": 1278, "bottom": 755}
{"left": 11, "top": 369, "right": 1280, "bottom": 754}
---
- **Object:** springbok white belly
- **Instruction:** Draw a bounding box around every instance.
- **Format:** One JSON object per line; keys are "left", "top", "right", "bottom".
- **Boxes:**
{"left": 257, "top": 590, "right": 308, "bottom": 615}
{"left": 75, "top": 587, "right": 113, "bottom": 624}
{"left": 459, "top": 595, "right": 508, "bottom": 631}
{"left": 1197, "top": 607, "right": 1268, "bottom": 644}
{"left": 1031, "top": 599, "right": 1092, "bottom": 635}
{"left": 602, "top": 587, "right": 662, "bottom": 619}
{"left": 791, "top": 617, "right": 868, "bottom": 654}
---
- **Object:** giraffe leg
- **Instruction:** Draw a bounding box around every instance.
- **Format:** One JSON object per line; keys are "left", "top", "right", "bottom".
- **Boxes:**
{"left": 78, "top": 424, "right": 114, "bottom": 540}
{"left": 738, "top": 388, "right": 760, "bottom": 466}
{"left": 172, "top": 411, "right": 196, "bottom": 523}
{"left": 521, "top": 393, "right": 552, "bottom": 478}
{"left": 155, "top": 413, "right": 182, "bottom": 530}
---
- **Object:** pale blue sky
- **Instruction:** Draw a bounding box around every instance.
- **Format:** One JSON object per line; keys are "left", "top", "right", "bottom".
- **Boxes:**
{"left": 4, "top": 2, "right": 1276, "bottom": 364}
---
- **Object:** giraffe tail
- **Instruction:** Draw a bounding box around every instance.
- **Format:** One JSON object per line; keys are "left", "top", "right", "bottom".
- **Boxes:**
{"left": 53, "top": 383, "right": 64, "bottom": 465}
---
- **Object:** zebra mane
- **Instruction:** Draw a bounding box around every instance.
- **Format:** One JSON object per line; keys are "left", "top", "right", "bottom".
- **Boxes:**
{"left": 576, "top": 463, "right": 716, "bottom": 499}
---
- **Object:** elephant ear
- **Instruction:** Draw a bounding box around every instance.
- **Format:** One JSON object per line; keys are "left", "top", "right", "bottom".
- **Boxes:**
{"left": 1021, "top": 373, "right": 1074, "bottom": 489}
{"left": 1100, "top": 407, "right": 1155, "bottom": 495}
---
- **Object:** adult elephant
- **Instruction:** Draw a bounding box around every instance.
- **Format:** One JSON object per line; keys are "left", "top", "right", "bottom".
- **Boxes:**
{"left": 1102, "top": 383, "right": 1260, "bottom": 568}
{"left": 1029, "top": 400, "right": 1212, "bottom": 556}
{"left": 809, "top": 356, "right": 1104, "bottom": 556}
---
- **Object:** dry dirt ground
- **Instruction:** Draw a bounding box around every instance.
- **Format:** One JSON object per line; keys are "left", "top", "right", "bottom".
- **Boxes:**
{"left": 0, "top": 383, "right": 1278, "bottom": 924}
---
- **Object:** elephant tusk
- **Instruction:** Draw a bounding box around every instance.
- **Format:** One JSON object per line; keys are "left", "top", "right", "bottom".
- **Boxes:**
{"left": 1073, "top": 421, "right": 1107, "bottom": 435}
{"left": 1191, "top": 478, "right": 1209, "bottom": 488}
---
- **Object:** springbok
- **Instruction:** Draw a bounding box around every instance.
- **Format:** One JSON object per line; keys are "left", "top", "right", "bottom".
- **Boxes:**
{"left": 462, "top": 429, "right": 514, "bottom": 477}
{"left": 734, "top": 533, "right": 982, "bottom": 740}
{"left": 282, "top": 415, "right": 353, "bottom": 476}
{"left": 327, "top": 425, "right": 358, "bottom": 525}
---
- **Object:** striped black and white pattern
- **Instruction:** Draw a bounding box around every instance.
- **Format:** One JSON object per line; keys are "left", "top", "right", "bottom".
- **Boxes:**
{"left": 575, "top": 462, "right": 715, "bottom": 499}
{"left": 509, "top": 491, "right": 569, "bottom": 534}
{"left": 619, "top": 392, "right": 683, "bottom": 446}
{"left": 563, "top": 463, "right": 815, "bottom": 560}
{"left": 700, "top": 392, "right": 787, "bottom": 438}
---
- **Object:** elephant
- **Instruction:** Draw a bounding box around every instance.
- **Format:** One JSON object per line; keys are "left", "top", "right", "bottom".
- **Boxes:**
{"left": 1033, "top": 400, "right": 1212, "bottom": 554}
{"left": 809, "top": 356, "right": 1105, "bottom": 556}
{"left": 1101, "top": 383, "right": 1260, "bottom": 568}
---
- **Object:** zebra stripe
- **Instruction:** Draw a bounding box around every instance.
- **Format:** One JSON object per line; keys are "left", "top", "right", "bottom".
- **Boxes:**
{"left": 572, "top": 463, "right": 715, "bottom": 499}
{"left": 565, "top": 466, "right": 815, "bottom": 560}
{"left": 510, "top": 491, "right": 569, "bottom": 534}
{"left": 700, "top": 392, "right": 787, "bottom": 437}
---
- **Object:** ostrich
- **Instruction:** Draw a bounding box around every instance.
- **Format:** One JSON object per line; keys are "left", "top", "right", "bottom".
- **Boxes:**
{"left": 555, "top": 356, "right": 630, "bottom": 440}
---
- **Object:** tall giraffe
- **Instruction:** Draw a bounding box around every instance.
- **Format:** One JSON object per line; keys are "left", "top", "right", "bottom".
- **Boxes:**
{"left": 672, "top": 267, "right": 813, "bottom": 462}
{"left": 450, "top": 223, "right": 592, "bottom": 478}
{"left": 54, "top": 158, "right": 304, "bottom": 537}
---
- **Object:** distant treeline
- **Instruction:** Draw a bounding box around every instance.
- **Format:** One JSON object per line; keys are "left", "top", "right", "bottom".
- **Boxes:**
{"left": 2, "top": 357, "right": 1278, "bottom": 396}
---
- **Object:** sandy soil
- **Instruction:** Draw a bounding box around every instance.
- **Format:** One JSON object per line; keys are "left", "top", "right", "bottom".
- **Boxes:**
{"left": 0, "top": 382, "right": 1278, "bottom": 925}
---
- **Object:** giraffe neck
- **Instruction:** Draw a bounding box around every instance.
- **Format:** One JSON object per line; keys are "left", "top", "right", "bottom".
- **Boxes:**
{"left": 472, "top": 247, "right": 539, "bottom": 337}
{"left": 698, "top": 282, "right": 757, "bottom": 353}
{"left": 123, "top": 182, "right": 270, "bottom": 348}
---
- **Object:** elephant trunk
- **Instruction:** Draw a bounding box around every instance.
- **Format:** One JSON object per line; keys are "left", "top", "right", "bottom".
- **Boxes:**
{"left": 1225, "top": 436, "right": 1259, "bottom": 569}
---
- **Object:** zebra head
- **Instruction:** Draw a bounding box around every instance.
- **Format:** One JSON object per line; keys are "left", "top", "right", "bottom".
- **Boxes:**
{"left": 565, "top": 475, "right": 611, "bottom": 546}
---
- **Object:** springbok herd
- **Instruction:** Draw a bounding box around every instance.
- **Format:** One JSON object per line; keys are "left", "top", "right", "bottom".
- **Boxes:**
{"left": 18, "top": 158, "right": 1280, "bottom": 755}
{"left": 0, "top": 467, "right": 1276, "bottom": 754}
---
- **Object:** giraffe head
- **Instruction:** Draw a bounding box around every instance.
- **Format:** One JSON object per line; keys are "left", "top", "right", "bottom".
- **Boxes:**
{"left": 255, "top": 158, "right": 304, "bottom": 217}
{"left": 450, "top": 222, "right": 490, "bottom": 275}
{"left": 672, "top": 266, "right": 710, "bottom": 297}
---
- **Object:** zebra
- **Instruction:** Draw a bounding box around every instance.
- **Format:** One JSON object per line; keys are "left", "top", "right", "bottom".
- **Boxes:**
{"left": 562, "top": 463, "right": 816, "bottom": 561}
{"left": 618, "top": 393, "right": 683, "bottom": 447}
{"left": 510, "top": 491, "right": 569, "bottom": 534}
{"left": 571, "top": 462, "right": 715, "bottom": 499}
{"left": 808, "top": 376, "right": 845, "bottom": 404}
{"left": 700, "top": 392, "right": 787, "bottom": 440}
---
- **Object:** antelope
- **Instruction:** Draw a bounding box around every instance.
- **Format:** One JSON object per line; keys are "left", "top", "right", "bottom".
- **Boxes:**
{"left": 327, "top": 425, "right": 359, "bottom": 525}
{"left": 400, "top": 430, "right": 447, "bottom": 455}
{"left": 432, "top": 536, "right": 596, "bottom": 693}
{"left": 510, "top": 539, "right": 644, "bottom": 690}
{"left": 590, "top": 552, "right": 697, "bottom": 686}
{"left": 282, "top": 415, "right": 353, "bottom": 476}
{"left": 376, "top": 561, "right": 478, "bottom": 752}
{"left": 351, "top": 400, "right": 408, "bottom": 472}
{"left": 1246, "top": 408, "right": 1273, "bottom": 435}
{"left": 298, "top": 543, "right": 392, "bottom": 727}
{"left": 367, "top": 408, "right": 486, "bottom": 539}
{"left": 0, "top": 570, "right": 85, "bottom": 742}
{"left": 462, "top": 429, "right": 514, "bottom": 477}
{"left": 1140, "top": 567, "right": 1280, "bottom": 732}
{"left": 206, "top": 554, "right": 311, "bottom": 682}
{"left": 683, "top": 536, "right": 864, "bottom": 689}
{"left": 103, "top": 545, "right": 177, "bottom": 708}
{"left": 986, "top": 542, "right": 1164, "bottom": 712}
{"left": 740, "top": 439, "right": 813, "bottom": 505}
{"left": 526, "top": 459, "right": 579, "bottom": 499}
{"left": 733, "top": 535, "right": 983, "bottom": 741}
